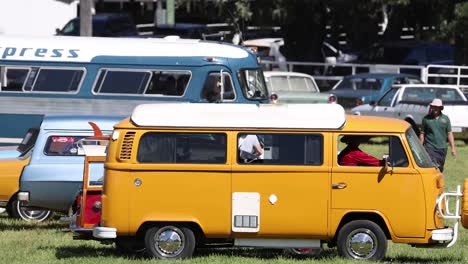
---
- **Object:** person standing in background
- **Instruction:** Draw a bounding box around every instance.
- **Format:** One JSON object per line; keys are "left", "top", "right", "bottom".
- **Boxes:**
{"left": 419, "top": 98, "right": 456, "bottom": 172}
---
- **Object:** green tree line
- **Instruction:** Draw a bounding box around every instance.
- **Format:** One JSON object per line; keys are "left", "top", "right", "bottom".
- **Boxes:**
{"left": 176, "top": 0, "right": 468, "bottom": 64}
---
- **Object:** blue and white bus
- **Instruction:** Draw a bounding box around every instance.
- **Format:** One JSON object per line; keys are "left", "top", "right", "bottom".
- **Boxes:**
{"left": 0, "top": 35, "right": 269, "bottom": 144}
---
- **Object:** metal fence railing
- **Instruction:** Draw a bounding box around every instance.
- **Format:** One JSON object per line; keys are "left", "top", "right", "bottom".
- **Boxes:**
{"left": 425, "top": 65, "right": 468, "bottom": 94}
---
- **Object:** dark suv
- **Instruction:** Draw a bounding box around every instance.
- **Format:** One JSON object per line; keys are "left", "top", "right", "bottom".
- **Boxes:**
{"left": 56, "top": 13, "right": 139, "bottom": 37}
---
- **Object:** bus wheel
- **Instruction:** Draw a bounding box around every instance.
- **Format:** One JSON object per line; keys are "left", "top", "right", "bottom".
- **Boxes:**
{"left": 144, "top": 225, "right": 195, "bottom": 259}
{"left": 9, "top": 197, "right": 53, "bottom": 222}
{"left": 337, "top": 220, "right": 387, "bottom": 261}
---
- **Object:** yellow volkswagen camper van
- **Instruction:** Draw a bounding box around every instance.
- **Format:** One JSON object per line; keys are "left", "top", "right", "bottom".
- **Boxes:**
{"left": 93, "top": 103, "right": 467, "bottom": 261}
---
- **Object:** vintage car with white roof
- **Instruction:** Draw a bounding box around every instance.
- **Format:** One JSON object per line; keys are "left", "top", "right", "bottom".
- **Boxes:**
{"left": 263, "top": 71, "right": 330, "bottom": 104}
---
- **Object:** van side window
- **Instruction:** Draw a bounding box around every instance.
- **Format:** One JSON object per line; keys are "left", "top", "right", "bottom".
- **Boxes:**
{"left": 137, "top": 132, "right": 227, "bottom": 164}
{"left": 237, "top": 133, "right": 323, "bottom": 165}
{"left": 44, "top": 136, "right": 86, "bottom": 156}
{"left": 0, "top": 66, "right": 30, "bottom": 92}
{"left": 337, "top": 135, "right": 408, "bottom": 167}
{"left": 201, "top": 72, "right": 235, "bottom": 102}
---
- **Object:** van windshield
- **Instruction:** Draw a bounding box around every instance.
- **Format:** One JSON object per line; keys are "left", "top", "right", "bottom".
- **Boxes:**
{"left": 405, "top": 128, "right": 435, "bottom": 168}
{"left": 237, "top": 69, "right": 269, "bottom": 100}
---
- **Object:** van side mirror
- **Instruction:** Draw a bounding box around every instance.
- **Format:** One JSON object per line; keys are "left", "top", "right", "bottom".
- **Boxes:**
{"left": 383, "top": 155, "right": 393, "bottom": 172}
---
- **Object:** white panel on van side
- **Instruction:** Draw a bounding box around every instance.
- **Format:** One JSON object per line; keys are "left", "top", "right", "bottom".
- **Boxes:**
{"left": 232, "top": 192, "right": 260, "bottom": 233}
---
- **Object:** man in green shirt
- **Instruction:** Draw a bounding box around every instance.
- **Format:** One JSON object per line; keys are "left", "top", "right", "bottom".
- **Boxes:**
{"left": 419, "top": 98, "right": 456, "bottom": 172}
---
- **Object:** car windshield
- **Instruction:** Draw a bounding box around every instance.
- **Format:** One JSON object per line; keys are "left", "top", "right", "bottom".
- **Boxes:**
{"left": 237, "top": 69, "right": 269, "bottom": 100}
{"left": 406, "top": 128, "right": 435, "bottom": 168}
{"left": 290, "top": 76, "right": 318, "bottom": 92}
{"left": 334, "top": 78, "right": 383, "bottom": 91}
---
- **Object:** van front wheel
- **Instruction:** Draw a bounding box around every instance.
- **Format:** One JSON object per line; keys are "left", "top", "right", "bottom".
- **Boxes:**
{"left": 144, "top": 225, "right": 195, "bottom": 259}
{"left": 337, "top": 220, "right": 387, "bottom": 261}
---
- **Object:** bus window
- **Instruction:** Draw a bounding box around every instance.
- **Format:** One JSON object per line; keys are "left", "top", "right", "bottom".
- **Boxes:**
{"left": 32, "top": 68, "right": 84, "bottom": 92}
{"left": 0, "top": 66, "right": 30, "bottom": 92}
{"left": 94, "top": 69, "right": 151, "bottom": 94}
{"left": 237, "top": 69, "right": 268, "bottom": 100}
{"left": 145, "top": 70, "right": 191, "bottom": 96}
{"left": 201, "top": 72, "right": 235, "bottom": 102}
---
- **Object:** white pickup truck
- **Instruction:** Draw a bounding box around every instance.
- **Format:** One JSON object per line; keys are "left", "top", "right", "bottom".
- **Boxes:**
{"left": 351, "top": 84, "right": 468, "bottom": 143}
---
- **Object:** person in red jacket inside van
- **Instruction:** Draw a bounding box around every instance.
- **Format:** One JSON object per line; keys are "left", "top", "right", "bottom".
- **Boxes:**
{"left": 338, "top": 135, "right": 384, "bottom": 166}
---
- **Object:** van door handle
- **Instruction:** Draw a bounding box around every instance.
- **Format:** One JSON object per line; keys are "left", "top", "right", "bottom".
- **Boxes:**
{"left": 332, "top": 183, "right": 347, "bottom": 189}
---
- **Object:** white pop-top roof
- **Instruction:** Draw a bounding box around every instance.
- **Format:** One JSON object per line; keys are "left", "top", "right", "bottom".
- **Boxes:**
{"left": 0, "top": 35, "right": 249, "bottom": 62}
{"left": 131, "top": 103, "right": 346, "bottom": 129}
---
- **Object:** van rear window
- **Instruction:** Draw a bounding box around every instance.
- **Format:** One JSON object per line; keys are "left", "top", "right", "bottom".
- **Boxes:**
{"left": 137, "top": 132, "right": 226, "bottom": 164}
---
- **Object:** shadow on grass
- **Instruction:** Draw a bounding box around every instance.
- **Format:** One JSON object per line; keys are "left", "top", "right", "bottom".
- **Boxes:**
{"left": 55, "top": 245, "right": 121, "bottom": 259}
{"left": 382, "top": 255, "right": 464, "bottom": 263}
{"left": 195, "top": 247, "right": 342, "bottom": 260}
{"left": 53, "top": 245, "right": 464, "bottom": 263}
{"left": 195, "top": 247, "right": 284, "bottom": 259}
{"left": 0, "top": 220, "right": 67, "bottom": 231}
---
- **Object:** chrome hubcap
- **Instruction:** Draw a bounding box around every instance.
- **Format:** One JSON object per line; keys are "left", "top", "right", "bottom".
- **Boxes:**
{"left": 154, "top": 226, "right": 185, "bottom": 257}
{"left": 347, "top": 228, "right": 377, "bottom": 259}
{"left": 16, "top": 201, "right": 51, "bottom": 222}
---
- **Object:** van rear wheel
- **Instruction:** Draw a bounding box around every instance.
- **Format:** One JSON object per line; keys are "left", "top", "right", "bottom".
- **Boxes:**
{"left": 8, "top": 197, "right": 53, "bottom": 222}
{"left": 337, "top": 220, "right": 387, "bottom": 261}
{"left": 144, "top": 225, "right": 195, "bottom": 259}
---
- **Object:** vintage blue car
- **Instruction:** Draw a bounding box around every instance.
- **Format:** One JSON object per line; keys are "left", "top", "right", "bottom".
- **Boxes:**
{"left": 330, "top": 73, "right": 423, "bottom": 108}
{"left": 16, "top": 115, "right": 123, "bottom": 216}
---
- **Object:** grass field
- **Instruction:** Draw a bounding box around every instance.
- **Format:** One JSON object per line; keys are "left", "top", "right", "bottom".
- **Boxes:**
{"left": 0, "top": 143, "right": 467, "bottom": 264}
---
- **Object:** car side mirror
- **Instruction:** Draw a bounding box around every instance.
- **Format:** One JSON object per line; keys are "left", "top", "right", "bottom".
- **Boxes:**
{"left": 55, "top": 28, "right": 61, "bottom": 35}
{"left": 370, "top": 101, "right": 376, "bottom": 106}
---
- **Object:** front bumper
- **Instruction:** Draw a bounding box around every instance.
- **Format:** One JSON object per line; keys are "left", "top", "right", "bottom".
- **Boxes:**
{"left": 432, "top": 185, "right": 463, "bottom": 247}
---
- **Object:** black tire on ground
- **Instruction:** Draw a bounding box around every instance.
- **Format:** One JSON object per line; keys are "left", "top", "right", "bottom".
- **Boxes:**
{"left": 8, "top": 197, "right": 53, "bottom": 222}
{"left": 144, "top": 225, "right": 196, "bottom": 259}
{"left": 336, "top": 220, "right": 387, "bottom": 261}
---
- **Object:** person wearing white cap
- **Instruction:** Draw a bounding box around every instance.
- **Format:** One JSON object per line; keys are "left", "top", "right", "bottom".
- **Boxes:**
{"left": 419, "top": 98, "right": 456, "bottom": 172}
